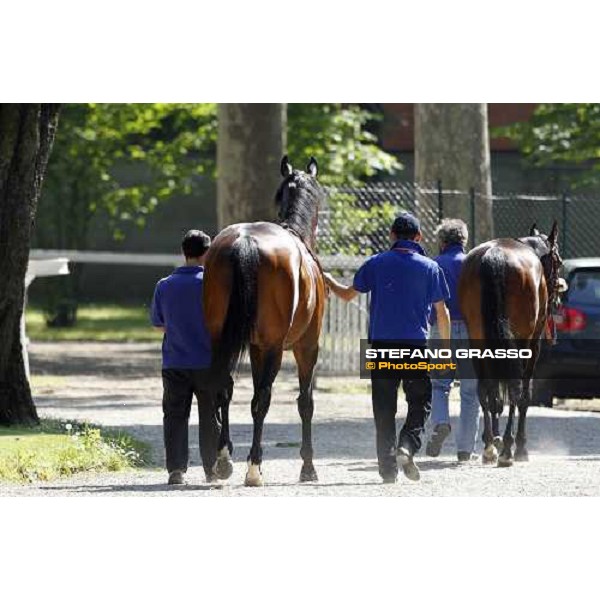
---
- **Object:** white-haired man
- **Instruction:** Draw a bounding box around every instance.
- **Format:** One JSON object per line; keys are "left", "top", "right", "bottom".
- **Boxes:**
{"left": 426, "top": 218, "right": 480, "bottom": 462}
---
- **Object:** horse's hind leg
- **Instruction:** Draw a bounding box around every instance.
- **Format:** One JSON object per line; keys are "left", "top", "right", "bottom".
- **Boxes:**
{"left": 293, "top": 339, "right": 319, "bottom": 483}
{"left": 215, "top": 376, "right": 234, "bottom": 479}
{"left": 498, "top": 381, "right": 520, "bottom": 467}
{"left": 245, "top": 345, "right": 283, "bottom": 487}
{"left": 490, "top": 382, "right": 504, "bottom": 454}
{"left": 515, "top": 343, "right": 539, "bottom": 462}
{"left": 515, "top": 382, "right": 530, "bottom": 461}
{"left": 479, "top": 380, "right": 498, "bottom": 464}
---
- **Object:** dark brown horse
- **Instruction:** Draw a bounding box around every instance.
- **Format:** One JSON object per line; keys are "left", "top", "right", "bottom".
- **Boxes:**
{"left": 458, "top": 222, "right": 562, "bottom": 466}
{"left": 203, "top": 156, "right": 327, "bottom": 486}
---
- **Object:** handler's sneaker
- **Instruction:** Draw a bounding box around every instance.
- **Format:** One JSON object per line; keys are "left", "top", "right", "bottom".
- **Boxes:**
{"left": 397, "top": 447, "right": 420, "bottom": 481}
{"left": 457, "top": 451, "right": 479, "bottom": 462}
{"left": 167, "top": 470, "right": 186, "bottom": 485}
{"left": 426, "top": 423, "right": 451, "bottom": 457}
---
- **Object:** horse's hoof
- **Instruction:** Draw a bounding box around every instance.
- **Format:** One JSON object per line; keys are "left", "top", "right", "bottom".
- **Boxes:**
{"left": 482, "top": 445, "right": 498, "bottom": 464}
{"left": 493, "top": 436, "right": 504, "bottom": 453}
{"left": 244, "top": 463, "right": 263, "bottom": 487}
{"left": 497, "top": 455, "right": 514, "bottom": 468}
{"left": 515, "top": 449, "right": 529, "bottom": 462}
{"left": 300, "top": 465, "right": 318, "bottom": 483}
{"left": 215, "top": 451, "right": 234, "bottom": 480}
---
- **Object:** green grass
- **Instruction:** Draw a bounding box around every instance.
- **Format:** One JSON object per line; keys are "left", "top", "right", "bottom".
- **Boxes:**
{"left": 26, "top": 304, "right": 162, "bottom": 342}
{"left": 29, "top": 375, "right": 68, "bottom": 393}
{"left": 0, "top": 419, "right": 149, "bottom": 484}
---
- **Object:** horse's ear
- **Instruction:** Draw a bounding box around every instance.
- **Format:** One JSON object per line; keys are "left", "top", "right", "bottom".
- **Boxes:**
{"left": 280, "top": 155, "right": 293, "bottom": 177}
{"left": 529, "top": 223, "right": 539, "bottom": 236}
{"left": 548, "top": 220, "right": 559, "bottom": 247}
{"left": 306, "top": 157, "right": 318, "bottom": 178}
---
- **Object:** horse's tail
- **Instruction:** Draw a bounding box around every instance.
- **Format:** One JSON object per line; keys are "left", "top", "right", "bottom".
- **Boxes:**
{"left": 479, "top": 246, "right": 521, "bottom": 406}
{"left": 480, "top": 246, "right": 511, "bottom": 344}
{"left": 211, "top": 235, "right": 260, "bottom": 380}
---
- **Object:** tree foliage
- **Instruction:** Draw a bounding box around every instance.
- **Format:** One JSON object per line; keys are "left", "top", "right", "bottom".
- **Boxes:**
{"left": 35, "top": 103, "right": 400, "bottom": 307}
{"left": 499, "top": 103, "right": 600, "bottom": 189}
{"left": 37, "top": 103, "right": 399, "bottom": 249}
{"left": 37, "top": 103, "right": 217, "bottom": 249}
{"left": 288, "top": 104, "right": 400, "bottom": 186}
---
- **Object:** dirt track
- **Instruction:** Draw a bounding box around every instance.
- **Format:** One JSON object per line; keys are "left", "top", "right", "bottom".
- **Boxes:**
{"left": 2, "top": 342, "right": 600, "bottom": 496}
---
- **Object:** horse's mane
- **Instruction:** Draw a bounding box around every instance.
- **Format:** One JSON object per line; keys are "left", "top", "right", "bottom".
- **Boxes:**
{"left": 516, "top": 235, "right": 551, "bottom": 259}
{"left": 275, "top": 170, "right": 324, "bottom": 244}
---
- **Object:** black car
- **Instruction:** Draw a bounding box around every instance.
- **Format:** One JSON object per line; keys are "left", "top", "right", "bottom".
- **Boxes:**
{"left": 533, "top": 258, "right": 600, "bottom": 406}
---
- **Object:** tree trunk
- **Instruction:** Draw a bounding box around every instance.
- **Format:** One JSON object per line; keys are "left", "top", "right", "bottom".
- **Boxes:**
{"left": 414, "top": 103, "right": 493, "bottom": 246}
{"left": 217, "top": 104, "right": 286, "bottom": 229}
{"left": 0, "top": 104, "right": 61, "bottom": 425}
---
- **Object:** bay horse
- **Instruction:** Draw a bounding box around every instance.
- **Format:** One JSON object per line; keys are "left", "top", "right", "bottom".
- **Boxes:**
{"left": 203, "top": 156, "right": 327, "bottom": 486}
{"left": 458, "top": 221, "right": 562, "bottom": 467}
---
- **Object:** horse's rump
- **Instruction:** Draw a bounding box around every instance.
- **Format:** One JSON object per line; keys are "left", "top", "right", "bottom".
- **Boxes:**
{"left": 204, "top": 222, "right": 321, "bottom": 378}
{"left": 459, "top": 240, "right": 548, "bottom": 396}
{"left": 460, "top": 240, "right": 547, "bottom": 341}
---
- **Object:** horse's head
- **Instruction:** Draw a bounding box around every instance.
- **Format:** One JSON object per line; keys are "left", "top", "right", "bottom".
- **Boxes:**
{"left": 275, "top": 155, "right": 324, "bottom": 248}
{"left": 523, "top": 220, "right": 563, "bottom": 306}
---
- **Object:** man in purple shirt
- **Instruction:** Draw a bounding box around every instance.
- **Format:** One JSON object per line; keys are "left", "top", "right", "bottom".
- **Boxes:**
{"left": 426, "top": 219, "right": 480, "bottom": 462}
{"left": 150, "top": 230, "right": 220, "bottom": 485}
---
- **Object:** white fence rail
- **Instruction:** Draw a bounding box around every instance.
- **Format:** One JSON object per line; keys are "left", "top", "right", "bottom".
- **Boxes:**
{"left": 319, "top": 293, "right": 369, "bottom": 374}
{"left": 29, "top": 249, "right": 367, "bottom": 375}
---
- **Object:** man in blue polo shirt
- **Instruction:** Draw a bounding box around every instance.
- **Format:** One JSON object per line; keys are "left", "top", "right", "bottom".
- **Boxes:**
{"left": 150, "top": 229, "right": 219, "bottom": 485}
{"left": 325, "top": 213, "right": 451, "bottom": 483}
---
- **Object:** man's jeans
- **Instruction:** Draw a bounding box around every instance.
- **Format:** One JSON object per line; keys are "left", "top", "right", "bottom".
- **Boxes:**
{"left": 429, "top": 321, "right": 480, "bottom": 454}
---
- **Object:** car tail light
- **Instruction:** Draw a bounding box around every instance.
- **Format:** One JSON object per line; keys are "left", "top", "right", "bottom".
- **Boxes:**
{"left": 552, "top": 306, "right": 587, "bottom": 332}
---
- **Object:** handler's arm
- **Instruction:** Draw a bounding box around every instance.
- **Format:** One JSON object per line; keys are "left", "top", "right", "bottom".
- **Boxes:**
{"left": 323, "top": 272, "right": 359, "bottom": 302}
{"left": 150, "top": 283, "right": 166, "bottom": 333}
{"left": 434, "top": 300, "right": 451, "bottom": 343}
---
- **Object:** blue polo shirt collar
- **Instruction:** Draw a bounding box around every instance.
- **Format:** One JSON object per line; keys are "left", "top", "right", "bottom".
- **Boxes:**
{"left": 441, "top": 243, "right": 464, "bottom": 255}
{"left": 174, "top": 265, "right": 203, "bottom": 275}
{"left": 391, "top": 239, "right": 427, "bottom": 256}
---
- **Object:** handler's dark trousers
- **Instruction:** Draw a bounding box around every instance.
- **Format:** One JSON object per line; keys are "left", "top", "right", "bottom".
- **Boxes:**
{"left": 162, "top": 369, "right": 220, "bottom": 477}
{"left": 371, "top": 370, "right": 432, "bottom": 478}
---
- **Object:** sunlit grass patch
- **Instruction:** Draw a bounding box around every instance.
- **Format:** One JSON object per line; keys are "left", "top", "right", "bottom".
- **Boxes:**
{"left": 0, "top": 419, "right": 149, "bottom": 484}
{"left": 29, "top": 375, "right": 68, "bottom": 394}
{"left": 25, "top": 304, "right": 163, "bottom": 342}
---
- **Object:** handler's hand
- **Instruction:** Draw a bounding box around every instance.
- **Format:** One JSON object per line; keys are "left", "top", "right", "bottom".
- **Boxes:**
{"left": 323, "top": 272, "right": 335, "bottom": 287}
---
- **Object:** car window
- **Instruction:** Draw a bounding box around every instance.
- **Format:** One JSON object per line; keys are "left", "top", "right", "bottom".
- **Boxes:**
{"left": 567, "top": 270, "right": 600, "bottom": 305}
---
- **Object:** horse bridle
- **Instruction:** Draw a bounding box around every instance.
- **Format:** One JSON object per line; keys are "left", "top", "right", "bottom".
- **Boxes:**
{"left": 541, "top": 244, "right": 563, "bottom": 311}
{"left": 515, "top": 235, "right": 563, "bottom": 342}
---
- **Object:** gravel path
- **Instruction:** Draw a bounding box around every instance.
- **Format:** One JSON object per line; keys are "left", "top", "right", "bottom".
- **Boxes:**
{"left": 2, "top": 342, "right": 600, "bottom": 496}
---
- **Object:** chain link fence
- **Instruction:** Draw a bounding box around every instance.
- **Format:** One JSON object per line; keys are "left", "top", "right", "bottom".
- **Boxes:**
{"left": 315, "top": 181, "right": 600, "bottom": 373}
{"left": 319, "top": 182, "right": 600, "bottom": 261}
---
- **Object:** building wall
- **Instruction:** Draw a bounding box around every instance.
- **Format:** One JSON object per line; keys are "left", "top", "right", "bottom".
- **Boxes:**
{"left": 380, "top": 103, "right": 537, "bottom": 152}
{"left": 379, "top": 103, "right": 582, "bottom": 194}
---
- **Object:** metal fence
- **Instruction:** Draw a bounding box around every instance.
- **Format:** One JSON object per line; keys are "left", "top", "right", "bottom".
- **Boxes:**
{"left": 315, "top": 181, "right": 600, "bottom": 373}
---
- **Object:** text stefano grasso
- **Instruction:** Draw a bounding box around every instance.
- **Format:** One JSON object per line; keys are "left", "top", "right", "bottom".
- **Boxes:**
{"left": 364, "top": 348, "right": 533, "bottom": 360}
